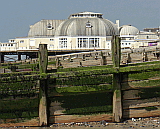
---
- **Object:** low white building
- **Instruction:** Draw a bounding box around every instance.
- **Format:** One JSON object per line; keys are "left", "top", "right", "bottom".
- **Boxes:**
{"left": 119, "top": 24, "right": 160, "bottom": 49}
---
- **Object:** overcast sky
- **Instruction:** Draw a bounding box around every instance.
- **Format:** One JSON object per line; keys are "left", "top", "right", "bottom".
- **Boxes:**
{"left": 0, "top": 0, "right": 160, "bottom": 42}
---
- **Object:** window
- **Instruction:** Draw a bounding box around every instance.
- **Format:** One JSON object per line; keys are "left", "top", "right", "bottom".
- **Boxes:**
{"left": 94, "top": 38, "right": 99, "bottom": 47}
{"left": 59, "top": 38, "right": 67, "bottom": 48}
{"left": 20, "top": 40, "right": 24, "bottom": 43}
{"left": 122, "top": 43, "right": 124, "bottom": 45}
{"left": 125, "top": 43, "right": 127, "bottom": 45}
{"left": 91, "top": 14, "right": 95, "bottom": 17}
{"left": 11, "top": 44, "right": 13, "bottom": 46}
{"left": 50, "top": 39, "right": 54, "bottom": 41}
{"left": 78, "top": 38, "right": 88, "bottom": 48}
{"left": 86, "top": 21, "right": 91, "bottom": 28}
{"left": 83, "top": 38, "right": 88, "bottom": 48}
{"left": 78, "top": 38, "right": 99, "bottom": 48}
{"left": 146, "top": 36, "right": 149, "bottom": 39}
{"left": 30, "top": 40, "right": 35, "bottom": 46}
{"left": 129, "top": 43, "right": 131, "bottom": 45}
{"left": 89, "top": 38, "right": 94, "bottom": 48}
{"left": 11, "top": 40, "right": 14, "bottom": 43}
{"left": 47, "top": 23, "right": 53, "bottom": 30}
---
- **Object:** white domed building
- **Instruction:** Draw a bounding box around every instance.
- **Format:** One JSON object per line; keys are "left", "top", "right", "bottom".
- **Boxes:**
{"left": 119, "top": 25, "right": 160, "bottom": 49}
{"left": 1, "top": 12, "right": 160, "bottom": 52}
{"left": 13, "top": 12, "right": 119, "bottom": 51}
{"left": 119, "top": 25, "right": 139, "bottom": 49}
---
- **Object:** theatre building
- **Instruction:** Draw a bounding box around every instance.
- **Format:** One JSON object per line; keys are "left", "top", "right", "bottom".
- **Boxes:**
{"left": 4, "top": 12, "right": 119, "bottom": 51}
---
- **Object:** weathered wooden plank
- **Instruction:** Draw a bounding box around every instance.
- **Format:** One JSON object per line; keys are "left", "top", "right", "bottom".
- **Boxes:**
{"left": 122, "top": 79, "right": 160, "bottom": 90}
{"left": 39, "top": 44, "right": 48, "bottom": 127}
{"left": 50, "top": 101, "right": 65, "bottom": 116}
{"left": 39, "top": 44, "right": 48, "bottom": 73}
{"left": 123, "top": 98, "right": 160, "bottom": 109}
{"left": 123, "top": 90, "right": 140, "bottom": 100}
{"left": 49, "top": 113, "right": 113, "bottom": 123}
{"left": 112, "top": 35, "right": 122, "bottom": 122}
{"left": 123, "top": 106, "right": 160, "bottom": 118}
{"left": 0, "top": 71, "right": 39, "bottom": 78}
{"left": 1, "top": 62, "right": 160, "bottom": 83}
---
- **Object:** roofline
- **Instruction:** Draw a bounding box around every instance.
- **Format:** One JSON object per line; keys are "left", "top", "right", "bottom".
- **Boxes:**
{"left": 68, "top": 11, "right": 103, "bottom": 19}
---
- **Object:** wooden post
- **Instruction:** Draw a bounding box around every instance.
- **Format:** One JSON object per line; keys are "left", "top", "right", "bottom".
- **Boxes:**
{"left": 101, "top": 51, "right": 106, "bottom": 65}
{"left": 55, "top": 57, "right": 59, "bottom": 68}
{"left": 18, "top": 53, "right": 21, "bottom": 61}
{"left": 1, "top": 54, "right": 4, "bottom": 63}
{"left": 0, "top": 51, "right": 1, "bottom": 65}
{"left": 111, "top": 35, "right": 122, "bottom": 122}
{"left": 39, "top": 44, "right": 48, "bottom": 126}
{"left": 11, "top": 66, "right": 16, "bottom": 72}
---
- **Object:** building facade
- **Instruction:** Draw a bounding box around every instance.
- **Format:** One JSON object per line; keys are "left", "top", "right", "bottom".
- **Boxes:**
{"left": 1, "top": 12, "right": 119, "bottom": 51}
{"left": 119, "top": 25, "right": 160, "bottom": 49}
{"left": 0, "top": 12, "right": 160, "bottom": 51}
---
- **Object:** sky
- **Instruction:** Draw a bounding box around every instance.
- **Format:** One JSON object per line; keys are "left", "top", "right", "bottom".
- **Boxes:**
{"left": 0, "top": 0, "right": 160, "bottom": 42}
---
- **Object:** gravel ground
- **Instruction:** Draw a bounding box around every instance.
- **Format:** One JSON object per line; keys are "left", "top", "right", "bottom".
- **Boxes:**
{"left": 0, "top": 117, "right": 159, "bottom": 128}
{"left": 48, "top": 117, "right": 160, "bottom": 129}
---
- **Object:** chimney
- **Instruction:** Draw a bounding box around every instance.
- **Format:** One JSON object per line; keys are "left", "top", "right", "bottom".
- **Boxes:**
{"left": 116, "top": 20, "right": 120, "bottom": 29}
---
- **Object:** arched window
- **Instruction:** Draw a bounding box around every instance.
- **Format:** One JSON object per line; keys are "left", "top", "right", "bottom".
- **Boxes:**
{"left": 86, "top": 21, "right": 91, "bottom": 28}
{"left": 47, "top": 23, "right": 53, "bottom": 30}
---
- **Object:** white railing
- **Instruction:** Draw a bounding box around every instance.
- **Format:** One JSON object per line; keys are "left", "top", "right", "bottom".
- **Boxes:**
{"left": 1, "top": 47, "right": 17, "bottom": 51}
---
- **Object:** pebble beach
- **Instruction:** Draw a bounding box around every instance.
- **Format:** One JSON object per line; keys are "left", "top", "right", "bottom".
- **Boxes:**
{"left": 49, "top": 117, "right": 160, "bottom": 128}
{"left": 0, "top": 117, "right": 159, "bottom": 128}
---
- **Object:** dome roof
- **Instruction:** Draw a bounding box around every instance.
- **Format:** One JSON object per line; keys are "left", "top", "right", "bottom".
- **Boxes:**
{"left": 28, "top": 19, "right": 65, "bottom": 37}
{"left": 55, "top": 18, "right": 119, "bottom": 36}
{"left": 120, "top": 25, "right": 139, "bottom": 36}
{"left": 28, "top": 12, "right": 119, "bottom": 37}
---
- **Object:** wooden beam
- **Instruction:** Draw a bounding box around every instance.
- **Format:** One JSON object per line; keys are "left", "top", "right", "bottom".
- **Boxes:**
{"left": 38, "top": 44, "right": 48, "bottom": 127}
{"left": 39, "top": 44, "right": 48, "bottom": 73}
{"left": 111, "top": 35, "right": 122, "bottom": 122}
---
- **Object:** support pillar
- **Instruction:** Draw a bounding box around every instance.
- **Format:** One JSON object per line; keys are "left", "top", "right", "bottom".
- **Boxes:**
{"left": 111, "top": 35, "right": 122, "bottom": 122}
{"left": 113, "top": 73, "right": 122, "bottom": 122}
{"left": 1, "top": 54, "right": 4, "bottom": 63}
{"left": 0, "top": 52, "right": 1, "bottom": 65}
{"left": 39, "top": 44, "right": 48, "bottom": 126}
{"left": 18, "top": 53, "right": 21, "bottom": 61}
{"left": 55, "top": 57, "right": 59, "bottom": 68}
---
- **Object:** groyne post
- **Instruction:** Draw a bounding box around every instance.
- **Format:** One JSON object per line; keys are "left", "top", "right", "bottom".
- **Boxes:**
{"left": 38, "top": 44, "right": 48, "bottom": 126}
{"left": 111, "top": 35, "right": 122, "bottom": 122}
{"left": 0, "top": 54, "right": 4, "bottom": 63}
{"left": 18, "top": 53, "right": 21, "bottom": 61}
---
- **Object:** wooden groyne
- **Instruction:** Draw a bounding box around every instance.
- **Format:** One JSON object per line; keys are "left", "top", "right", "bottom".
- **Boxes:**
{"left": 0, "top": 36, "right": 160, "bottom": 126}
